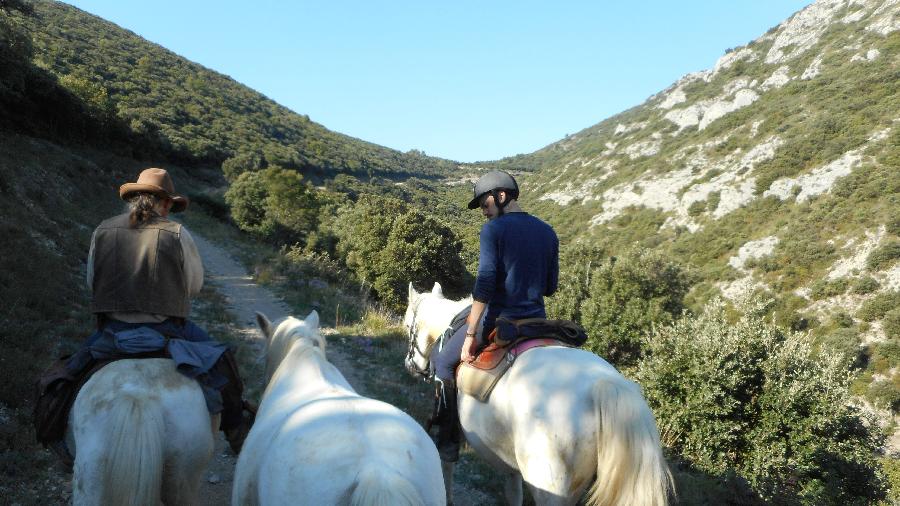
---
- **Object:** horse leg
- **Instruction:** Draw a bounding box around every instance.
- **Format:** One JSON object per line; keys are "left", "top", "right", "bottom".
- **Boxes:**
{"left": 441, "top": 461, "right": 455, "bottom": 505}
{"left": 502, "top": 472, "right": 524, "bottom": 506}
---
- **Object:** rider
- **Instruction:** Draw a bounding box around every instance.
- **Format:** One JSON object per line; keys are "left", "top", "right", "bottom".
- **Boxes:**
{"left": 41, "top": 168, "right": 254, "bottom": 464}
{"left": 430, "top": 170, "right": 559, "bottom": 462}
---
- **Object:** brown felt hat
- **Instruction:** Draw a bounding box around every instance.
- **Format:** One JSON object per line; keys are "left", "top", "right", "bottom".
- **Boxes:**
{"left": 119, "top": 168, "right": 189, "bottom": 212}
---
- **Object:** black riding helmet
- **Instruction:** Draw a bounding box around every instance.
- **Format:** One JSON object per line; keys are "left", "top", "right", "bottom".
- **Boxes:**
{"left": 467, "top": 171, "right": 519, "bottom": 212}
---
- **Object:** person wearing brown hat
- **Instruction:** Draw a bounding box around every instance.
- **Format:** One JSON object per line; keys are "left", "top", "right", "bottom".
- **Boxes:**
{"left": 36, "top": 168, "right": 255, "bottom": 467}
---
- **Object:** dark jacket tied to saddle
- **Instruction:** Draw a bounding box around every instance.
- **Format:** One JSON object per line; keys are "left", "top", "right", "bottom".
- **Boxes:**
{"left": 34, "top": 321, "right": 241, "bottom": 445}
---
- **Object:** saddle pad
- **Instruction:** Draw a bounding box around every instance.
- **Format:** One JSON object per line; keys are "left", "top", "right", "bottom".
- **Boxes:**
{"left": 457, "top": 338, "right": 564, "bottom": 402}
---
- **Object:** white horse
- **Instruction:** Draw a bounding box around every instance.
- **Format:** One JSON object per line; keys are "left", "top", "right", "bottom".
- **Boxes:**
{"left": 404, "top": 282, "right": 673, "bottom": 506}
{"left": 233, "top": 310, "right": 446, "bottom": 505}
{"left": 68, "top": 358, "right": 216, "bottom": 506}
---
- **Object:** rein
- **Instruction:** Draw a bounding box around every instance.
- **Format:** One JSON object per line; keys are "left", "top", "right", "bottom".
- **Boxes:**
{"left": 405, "top": 296, "right": 439, "bottom": 381}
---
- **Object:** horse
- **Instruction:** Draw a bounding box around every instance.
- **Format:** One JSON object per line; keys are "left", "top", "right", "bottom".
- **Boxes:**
{"left": 404, "top": 282, "right": 673, "bottom": 506}
{"left": 68, "top": 358, "right": 217, "bottom": 506}
{"left": 233, "top": 310, "right": 446, "bottom": 506}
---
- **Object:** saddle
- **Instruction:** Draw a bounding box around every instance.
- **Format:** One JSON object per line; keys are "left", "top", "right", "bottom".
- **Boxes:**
{"left": 456, "top": 317, "right": 587, "bottom": 402}
{"left": 457, "top": 336, "right": 571, "bottom": 403}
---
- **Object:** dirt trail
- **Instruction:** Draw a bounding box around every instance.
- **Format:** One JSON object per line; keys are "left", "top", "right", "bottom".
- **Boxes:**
{"left": 191, "top": 233, "right": 490, "bottom": 505}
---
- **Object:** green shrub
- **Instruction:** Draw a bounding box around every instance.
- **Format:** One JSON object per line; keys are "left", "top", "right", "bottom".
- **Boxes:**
{"left": 331, "top": 194, "right": 470, "bottom": 311}
{"left": 882, "top": 457, "right": 900, "bottom": 505}
{"left": 851, "top": 276, "right": 880, "bottom": 295}
{"left": 637, "top": 298, "right": 885, "bottom": 504}
{"left": 814, "top": 327, "right": 863, "bottom": 369}
{"left": 548, "top": 247, "right": 692, "bottom": 368}
{"left": 858, "top": 291, "right": 900, "bottom": 322}
{"left": 809, "top": 277, "right": 849, "bottom": 300}
{"left": 688, "top": 199, "right": 707, "bottom": 217}
{"left": 867, "top": 239, "right": 900, "bottom": 271}
{"left": 867, "top": 379, "right": 900, "bottom": 412}
{"left": 224, "top": 166, "right": 321, "bottom": 246}
{"left": 884, "top": 309, "right": 900, "bottom": 340}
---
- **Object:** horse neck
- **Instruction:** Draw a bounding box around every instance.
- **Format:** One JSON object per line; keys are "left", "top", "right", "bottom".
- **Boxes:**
{"left": 272, "top": 339, "right": 353, "bottom": 395}
{"left": 420, "top": 296, "right": 471, "bottom": 347}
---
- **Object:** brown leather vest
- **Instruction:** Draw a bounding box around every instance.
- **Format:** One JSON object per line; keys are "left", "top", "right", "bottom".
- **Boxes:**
{"left": 90, "top": 214, "right": 190, "bottom": 318}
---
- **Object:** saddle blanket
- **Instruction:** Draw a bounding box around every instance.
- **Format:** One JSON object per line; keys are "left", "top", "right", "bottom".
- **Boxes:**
{"left": 457, "top": 338, "right": 569, "bottom": 402}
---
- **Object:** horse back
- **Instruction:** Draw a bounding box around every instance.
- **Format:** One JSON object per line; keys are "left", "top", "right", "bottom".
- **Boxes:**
{"left": 244, "top": 394, "right": 444, "bottom": 505}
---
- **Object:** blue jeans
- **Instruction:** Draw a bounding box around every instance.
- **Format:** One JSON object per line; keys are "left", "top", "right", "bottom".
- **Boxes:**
{"left": 433, "top": 322, "right": 487, "bottom": 383}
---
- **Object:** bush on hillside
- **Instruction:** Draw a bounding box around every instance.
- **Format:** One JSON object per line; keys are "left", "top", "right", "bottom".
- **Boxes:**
{"left": 330, "top": 194, "right": 470, "bottom": 311}
{"left": 637, "top": 298, "right": 886, "bottom": 505}
{"left": 548, "top": 247, "right": 692, "bottom": 368}
{"left": 851, "top": 275, "right": 880, "bottom": 295}
{"left": 867, "top": 239, "right": 900, "bottom": 271}
{"left": 858, "top": 291, "right": 900, "bottom": 322}
{"left": 224, "top": 166, "right": 320, "bottom": 246}
{"left": 809, "top": 277, "right": 849, "bottom": 300}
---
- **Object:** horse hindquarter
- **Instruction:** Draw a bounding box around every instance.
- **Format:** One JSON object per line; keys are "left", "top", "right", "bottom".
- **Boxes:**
{"left": 70, "top": 359, "right": 214, "bottom": 506}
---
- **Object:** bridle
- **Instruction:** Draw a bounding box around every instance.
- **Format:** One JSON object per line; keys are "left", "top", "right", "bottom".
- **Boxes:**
{"left": 405, "top": 295, "right": 436, "bottom": 381}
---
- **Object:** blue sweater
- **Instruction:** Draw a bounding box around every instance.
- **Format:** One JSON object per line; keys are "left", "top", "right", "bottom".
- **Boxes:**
{"left": 472, "top": 212, "right": 559, "bottom": 331}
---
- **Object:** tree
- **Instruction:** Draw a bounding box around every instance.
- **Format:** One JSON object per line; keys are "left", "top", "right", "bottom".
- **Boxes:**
{"left": 224, "top": 167, "right": 320, "bottom": 246}
{"left": 548, "top": 247, "right": 692, "bottom": 368}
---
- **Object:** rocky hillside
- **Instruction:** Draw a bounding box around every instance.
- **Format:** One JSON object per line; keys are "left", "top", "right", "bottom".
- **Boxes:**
{"left": 518, "top": 0, "right": 900, "bottom": 417}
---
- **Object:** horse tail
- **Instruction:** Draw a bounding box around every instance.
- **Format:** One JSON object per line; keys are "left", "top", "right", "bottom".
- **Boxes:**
{"left": 100, "top": 393, "right": 165, "bottom": 506}
{"left": 587, "top": 375, "right": 673, "bottom": 506}
{"left": 349, "top": 464, "right": 425, "bottom": 506}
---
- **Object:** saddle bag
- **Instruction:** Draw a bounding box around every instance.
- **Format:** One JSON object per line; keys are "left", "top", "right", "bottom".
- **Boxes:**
{"left": 494, "top": 317, "right": 588, "bottom": 347}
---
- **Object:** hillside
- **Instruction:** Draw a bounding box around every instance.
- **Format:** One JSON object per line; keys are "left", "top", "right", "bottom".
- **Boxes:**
{"left": 501, "top": 0, "right": 900, "bottom": 417}
{"left": 19, "top": 0, "right": 458, "bottom": 180}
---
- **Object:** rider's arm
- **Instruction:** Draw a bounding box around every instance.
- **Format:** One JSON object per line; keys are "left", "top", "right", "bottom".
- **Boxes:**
{"left": 462, "top": 300, "right": 487, "bottom": 362}
{"left": 180, "top": 228, "right": 204, "bottom": 296}
{"left": 86, "top": 229, "right": 97, "bottom": 293}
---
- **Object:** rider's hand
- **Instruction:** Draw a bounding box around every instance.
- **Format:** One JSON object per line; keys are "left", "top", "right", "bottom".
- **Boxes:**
{"left": 461, "top": 334, "right": 477, "bottom": 362}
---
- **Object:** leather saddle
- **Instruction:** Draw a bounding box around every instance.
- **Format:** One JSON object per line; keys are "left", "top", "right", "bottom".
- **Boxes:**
{"left": 456, "top": 336, "right": 569, "bottom": 402}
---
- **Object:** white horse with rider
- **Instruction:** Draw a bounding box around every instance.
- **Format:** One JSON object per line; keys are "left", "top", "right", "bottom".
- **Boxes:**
{"left": 233, "top": 310, "right": 446, "bottom": 505}
{"left": 69, "top": 358, "right": 217, "bottom": 505}
{"left": 405, "top": 282, "right": 673, "bottom": 506}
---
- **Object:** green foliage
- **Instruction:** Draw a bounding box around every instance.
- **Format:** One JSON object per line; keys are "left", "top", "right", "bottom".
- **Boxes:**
{"left": 637, "top": 299, "right": 885, "bottom": 505}
{"left": 851, "top": 275, "right": 880, "bottom": 295}
{"left": 330, "top": 194, "right": 470, "bottom": 311}
{"left": 813, "top": 327, "right": 863, "bottom": 370}
{"left": 687, "top": 199, "right": 707, "bottom": 217}
{"left": 548, "top": 247, "right": 692, "bottom": 367}
{"left": 809, "top": 277, "right": 849, "bottom": 300}
{"left": 884, "top": 309, "right": 900, "bottom": 340}
{"left": 224, "top": 167, "right": 321, "bottom": 246}
{"left": 881, "top": 457, "right": 900, "bottom": 505}
{"left": 867, "top": 239, "right": 900, "bottom": 271}
{"left": 857, "top": 291, "right": 900, "bottom": 322}
{"left": 867, "top": 378, "right": 900, "bottom": 412}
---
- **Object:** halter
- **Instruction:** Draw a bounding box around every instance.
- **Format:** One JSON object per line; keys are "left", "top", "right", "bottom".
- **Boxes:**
{"left": 405, "top": 295, "right": 439, "bottom": 381}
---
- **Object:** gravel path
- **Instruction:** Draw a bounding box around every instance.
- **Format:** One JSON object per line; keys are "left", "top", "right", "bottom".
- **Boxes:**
{"left": 190, "top": 232, "right": 365, "bottom": 506}
{"left": 190, "top": 232, "right": 489, "bottom": 506}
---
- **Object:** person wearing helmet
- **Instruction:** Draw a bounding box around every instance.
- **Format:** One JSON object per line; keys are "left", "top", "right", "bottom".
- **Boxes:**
{"left": 429, "top": 170, "right": 559, "bottom": 462}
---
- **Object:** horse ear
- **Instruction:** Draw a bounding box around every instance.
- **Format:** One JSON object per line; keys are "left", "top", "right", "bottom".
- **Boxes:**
{"left": 256, "top": 312, "right": 272, "bottom": 340}
{"left": 431, "top": 282, "right": 443, "bottom": 296}
{"left": 306, "top": 310, "right": 320, "bottom": 330}
{"left": 408, "top": 282, "right": 417, "bottom": 300}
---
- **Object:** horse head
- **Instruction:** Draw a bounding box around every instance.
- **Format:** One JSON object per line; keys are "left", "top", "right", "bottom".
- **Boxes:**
{"left": 403, "top": 282, "right": 445, "bottom": 379}
{"left": 256, "top": 310, "right": 323, "bottom": 384}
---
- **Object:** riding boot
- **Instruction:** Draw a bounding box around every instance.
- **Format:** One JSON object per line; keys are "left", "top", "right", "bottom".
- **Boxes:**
{"left": 433, "top": 379, "right": 462, "bottom": 462}
{"left": 214, "top": 348, "right": 256, "bottom": 453}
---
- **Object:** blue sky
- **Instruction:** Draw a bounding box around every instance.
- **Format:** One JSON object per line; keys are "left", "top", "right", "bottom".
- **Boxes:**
{"left": 64, "top": 1, "right": 810, "bottom": 162}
